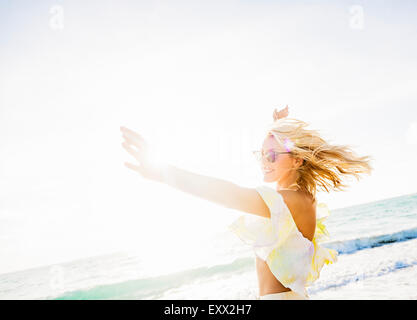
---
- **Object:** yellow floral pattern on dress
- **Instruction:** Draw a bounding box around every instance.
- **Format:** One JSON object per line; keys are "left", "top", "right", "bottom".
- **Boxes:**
{"left": 228, "top": 185, "right": 338, "bottom": 299}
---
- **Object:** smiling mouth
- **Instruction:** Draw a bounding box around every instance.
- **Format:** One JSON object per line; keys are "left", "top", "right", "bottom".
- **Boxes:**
{"left": 262, "top": 168, "right": 274, "bottom": 174}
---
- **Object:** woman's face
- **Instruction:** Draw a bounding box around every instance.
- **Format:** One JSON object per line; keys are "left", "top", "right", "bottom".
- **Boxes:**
{"left": 260, "top": 134, "right": 297, "bottom": 183}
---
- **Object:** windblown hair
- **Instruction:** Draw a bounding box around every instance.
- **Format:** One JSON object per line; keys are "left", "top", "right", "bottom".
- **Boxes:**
{"left": 265, "top": 118, "right": 373, "bottom": 201}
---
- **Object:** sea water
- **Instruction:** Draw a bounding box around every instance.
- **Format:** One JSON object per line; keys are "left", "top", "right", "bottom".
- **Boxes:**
{"left": 1, "top": 192, "right": 417, "bottom": 300}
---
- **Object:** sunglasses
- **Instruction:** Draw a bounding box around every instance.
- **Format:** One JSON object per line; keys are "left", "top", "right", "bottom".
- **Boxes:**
{"left": 252, "top": 149, "right": 291, "bottom": 163}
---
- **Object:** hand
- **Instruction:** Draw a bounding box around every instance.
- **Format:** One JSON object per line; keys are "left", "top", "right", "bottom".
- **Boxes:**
{"left": 120, "top": 126, "right": 165, "bottom": 182}
{"left": 273, "top": 105, "right": 289, "bottom": 121}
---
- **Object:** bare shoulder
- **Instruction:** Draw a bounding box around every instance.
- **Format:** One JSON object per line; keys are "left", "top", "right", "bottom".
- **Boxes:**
{"left": 277, "top": 190, "right": 316, "bottom": 241}
{"left": 231, "top": 187, "right": 316, "bottom": 240}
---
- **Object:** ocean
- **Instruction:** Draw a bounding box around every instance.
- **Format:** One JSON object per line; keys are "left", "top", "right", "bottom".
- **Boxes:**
{"left": 1, "top": 192, "right": 417, "bottom": 300}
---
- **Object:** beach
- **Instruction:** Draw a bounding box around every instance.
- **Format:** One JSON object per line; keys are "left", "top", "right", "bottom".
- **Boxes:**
{"left": 1, "top": 192, "right": 416, "bottom": 300}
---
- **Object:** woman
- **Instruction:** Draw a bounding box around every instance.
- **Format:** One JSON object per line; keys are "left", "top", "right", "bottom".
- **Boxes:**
{"left": 120, "top": 106, "right": 372, "bottom": 300}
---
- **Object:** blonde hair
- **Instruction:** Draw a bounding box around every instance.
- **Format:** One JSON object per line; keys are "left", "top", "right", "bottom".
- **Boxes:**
{"left": 265, "top": 118, "right": 373, "bottom": 201}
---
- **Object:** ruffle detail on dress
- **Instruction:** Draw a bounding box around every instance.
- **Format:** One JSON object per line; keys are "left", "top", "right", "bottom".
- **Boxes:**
{"left": 228, "top": 185, "right": 338, "bottom": 298}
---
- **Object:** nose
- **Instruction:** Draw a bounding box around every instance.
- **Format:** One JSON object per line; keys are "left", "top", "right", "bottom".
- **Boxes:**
{"left": 261, "top": 156, "right": 272, "bottom": 167}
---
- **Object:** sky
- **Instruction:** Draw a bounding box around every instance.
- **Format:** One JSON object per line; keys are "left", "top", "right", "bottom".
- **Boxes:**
{"left": 0, "top": 0, "right": 416, "bottom": 274}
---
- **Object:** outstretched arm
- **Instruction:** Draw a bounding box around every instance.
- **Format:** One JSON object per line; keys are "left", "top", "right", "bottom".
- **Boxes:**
{"left": 160, "top": 164, "right": 269, "bottom": 216}
{"left": 120, "top": 126, "right": 270, "bottom": 218}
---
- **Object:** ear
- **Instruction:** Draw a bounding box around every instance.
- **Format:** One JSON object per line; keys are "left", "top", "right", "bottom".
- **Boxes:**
{"left": 294, "top": 157, "right": 304, "bottom": 169}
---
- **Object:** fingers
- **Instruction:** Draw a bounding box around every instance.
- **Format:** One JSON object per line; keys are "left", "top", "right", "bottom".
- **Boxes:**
{"left": 279, "top": 105, "right": 288, "bottom": 113}
{"left": 124, "top": 162, "right": 142, "bottom": 174}
{"left": 122, "top": 135, "right": 140, "bottom": 150}
{"left": 121, "top": 126, "right": 151, "bottom": 178}
{"left": 120, "top": 126, "right": 139, "bottom": 137}
{"left": 122, "top": 141, "right": 142, "bottom": 162}
{"left": 120, "top": 126, "right": 144, "bottom": 142}
{"left": 120, "top": 126, "right": 146, "bottom": 147}
{"left": 273, "top": 105, "right": 289, "bottom": 121}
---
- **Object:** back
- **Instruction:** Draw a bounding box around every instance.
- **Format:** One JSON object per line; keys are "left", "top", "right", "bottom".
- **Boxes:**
{"left": 277, "top": 190, "right": 316, "bottom": 241}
